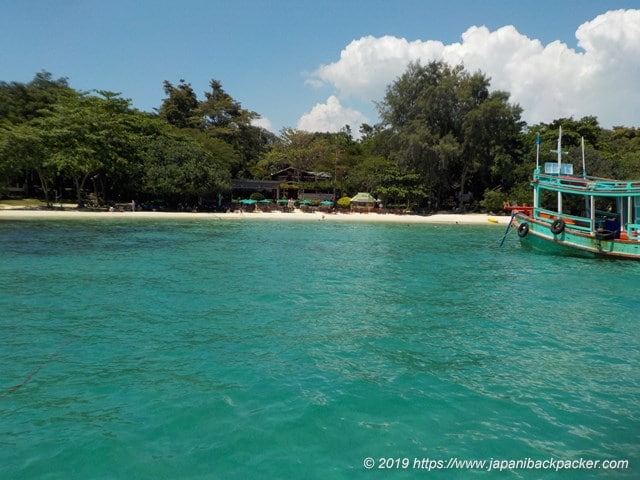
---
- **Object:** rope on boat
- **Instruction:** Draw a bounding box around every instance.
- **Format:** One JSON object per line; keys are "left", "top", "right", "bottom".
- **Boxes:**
{"left": 0, "top": 337, "right": 74, "bottom": 400}
{"left": 499, "top": 212, "right": 517, "bottom": 247}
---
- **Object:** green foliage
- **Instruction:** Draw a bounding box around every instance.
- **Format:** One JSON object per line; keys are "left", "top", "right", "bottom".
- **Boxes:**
{"left": 158, "top": 80, "right": 199, "bottom": 129}
{"left": 249, "top": 192, "right": 265, "bottom": 201}
{"left": 480, "top": 189, "right": 507, "bottom": 213}
{"left": 0, "top": 121, "right": 55, "bottom": 204}
{"left": 0, "top": 72, "right": 79, "bottom": 204}
{"left": 377, "top": 60, "right": 523, "bottom": 208}
{"left": 157, "top": 78, "right": 271, "bottom": 178}
{"left": 603, "top": 126, "right": 640, "bottom": 179}
{"left": 0, "top": 72, "right": 241, "bottom": 206}
{"left": 142, "top": 134, "right": 230, "bottom": 200}
{"left": 258, "top": 129, "right": 331, "bottom": 177}
{"left": 2, "top": 68, "right": 640, "bottom": 211}
{"left": 376, "top": 164, "right": 428, "bottom": 209}
{"left": 617, "top": 151, "right": 640, "bottom": 179}
{"left": 337, "top": 196, "right": 351, "bottom": 209}
{"left": 0, "top": 71, "right": 75, "bottom": 124}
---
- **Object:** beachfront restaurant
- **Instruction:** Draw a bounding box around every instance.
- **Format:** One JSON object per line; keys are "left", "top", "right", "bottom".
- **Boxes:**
{"left": 231, "top": 179, "right": 281, "bottom": 199}
{"left": 231, "top": 168, "right": 334, "bottom": 204}
{"left": 350, "top": 192, "right": 378, "bottom": 213}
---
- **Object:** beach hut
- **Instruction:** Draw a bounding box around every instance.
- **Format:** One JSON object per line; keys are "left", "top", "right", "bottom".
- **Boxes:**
{"left": 350, "top": 192, "right": 377, "bottom": 213}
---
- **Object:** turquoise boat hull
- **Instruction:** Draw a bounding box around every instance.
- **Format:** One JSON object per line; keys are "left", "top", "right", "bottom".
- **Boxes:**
{"left": 513, "top": 214, "right": 640, "bottom": 260}
{"left": 512, "top": 128, "right": 640, "bottom": 261}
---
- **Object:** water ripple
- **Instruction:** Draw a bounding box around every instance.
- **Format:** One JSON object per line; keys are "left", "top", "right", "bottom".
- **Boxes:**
{"left": 1, "top": 220, "right": 638, "bottom": 478}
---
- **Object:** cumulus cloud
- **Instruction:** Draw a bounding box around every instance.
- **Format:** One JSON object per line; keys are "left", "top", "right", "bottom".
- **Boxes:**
{"left": 307, "top": 9, "right": 640, "bottom": 128}
{"left": 296, "top": 95, "right": 369, "bottom": 134}
{"left": 308, "top": 36, "right": 445, "bottom": 101}
{"left": 251, "top": 116, "right": 273, "bottom": 131}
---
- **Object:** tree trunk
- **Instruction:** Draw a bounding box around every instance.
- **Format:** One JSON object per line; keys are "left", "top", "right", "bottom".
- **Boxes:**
{"left": 99, "top": 176, "right": 107, "bottom": 206}
{"left": 459, "top": 168, "right": 468, "bottom": 212}
{"left": 35, "top": 168, "right": 51, "bottom": 207}
{"left": 75, "top": 173, "right": 91, "bottom": 206}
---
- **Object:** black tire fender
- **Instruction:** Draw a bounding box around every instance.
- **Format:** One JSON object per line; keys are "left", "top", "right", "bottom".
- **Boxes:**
{"left": 550, "top": 219, "right": 565, "bottom": 235}
{"left": 517, "top": 222, "right": 529, "bottom": 237}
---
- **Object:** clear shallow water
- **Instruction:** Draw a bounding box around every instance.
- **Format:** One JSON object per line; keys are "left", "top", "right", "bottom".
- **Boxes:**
{"left": 1, "top": 218, "right": 638, "bottom": 479}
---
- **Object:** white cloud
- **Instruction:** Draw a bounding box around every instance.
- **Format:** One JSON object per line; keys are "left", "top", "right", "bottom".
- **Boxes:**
{"left": 308, "top": 9, "right": 640, "bottom": 128}
{"left": 251, "top": 116, "right": 273, "bottom": 132}
{"left": 296, "top": 95, "right": 369, "bottom": 134}
{"left": 308, "top": 36, "right": 446, "bottom": 101}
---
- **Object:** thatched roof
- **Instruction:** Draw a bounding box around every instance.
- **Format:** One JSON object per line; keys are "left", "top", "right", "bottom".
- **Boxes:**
{"left": 350, "top": 192, "right": 377, "bottom": 203}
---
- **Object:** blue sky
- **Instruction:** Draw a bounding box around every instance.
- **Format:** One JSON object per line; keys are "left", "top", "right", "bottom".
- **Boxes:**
{"left": 2, "top": 0, "right": 639, "bottom": 134}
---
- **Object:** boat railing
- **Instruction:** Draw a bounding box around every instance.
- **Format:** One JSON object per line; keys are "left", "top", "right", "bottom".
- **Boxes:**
{"left": 534, "top": 208, "right": 594, "bottom": 233}
{"left": 589, "top": 179, "right": 640, "bottom": 192}
{"left": 534, "top": 173, "right": 640, "bottom": 194}
{"left": 626, "top": 223, "right": 640, "bottom": 240}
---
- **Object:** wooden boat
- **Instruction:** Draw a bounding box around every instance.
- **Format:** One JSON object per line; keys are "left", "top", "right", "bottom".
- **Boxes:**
{"left": 510, "top": 127, "right": 640, "bottom": 260}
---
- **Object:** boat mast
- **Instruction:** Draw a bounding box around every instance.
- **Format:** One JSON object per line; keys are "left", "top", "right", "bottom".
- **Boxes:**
{"left": 581, "top": 137, "right": 586, "bottom": 178}
{"left": 556, "top": 126, "right": 563, "bottom": 171}
{"left": 533, "top": 133, "right": 540, "bottom": 209}
{"left": 582, "top": 136, "right": 592, "bottom": 225}
{"left": 550, "top": 126, "right": 568, "bottom": 213}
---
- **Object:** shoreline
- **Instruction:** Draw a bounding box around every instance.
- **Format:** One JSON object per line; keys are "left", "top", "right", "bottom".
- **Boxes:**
{"left": 0, "top": 207, "right": 511, "bottom": 225}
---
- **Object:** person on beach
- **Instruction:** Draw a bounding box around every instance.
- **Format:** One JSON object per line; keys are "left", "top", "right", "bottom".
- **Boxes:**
{"left": 131, "top": 200, "right": 136, "bottom": 212}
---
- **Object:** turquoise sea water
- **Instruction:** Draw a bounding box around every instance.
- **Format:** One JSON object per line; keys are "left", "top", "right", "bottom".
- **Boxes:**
{"left": 1, "top": 218, "right": 639, "bottom": 479}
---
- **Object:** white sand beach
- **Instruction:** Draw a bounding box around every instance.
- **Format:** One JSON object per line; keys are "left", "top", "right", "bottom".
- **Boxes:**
{"left": 0, "top": 206, "right": 511, "bottom": 225}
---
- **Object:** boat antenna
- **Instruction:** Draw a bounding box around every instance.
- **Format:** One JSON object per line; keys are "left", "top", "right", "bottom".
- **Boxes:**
{"left": 550, "top": 126, "right": 568, "bottom": 174}
{"left": 556, "top": 126, "right": 563, "bottom": 171}
{"left": 535, "top": 132, "right": 540, "bottom": 169}
{"left": 581, "top": 136, "right": 586, "bottom": 178}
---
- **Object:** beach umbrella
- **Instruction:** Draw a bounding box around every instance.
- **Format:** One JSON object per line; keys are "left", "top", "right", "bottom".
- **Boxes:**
{"left": 258, "top": 199, "right": 272, "bottom": 204}
{"left": 277, "top": 199, "right": 289, "bottom": 204}
{"left": 320, "top": 200, "right": 333, "bottom": 206}
{"left": 299, "top": 199, "right": 311, "bottom": 205}
{"left": 239, "top": 199, "right": 257, "bottom": 205}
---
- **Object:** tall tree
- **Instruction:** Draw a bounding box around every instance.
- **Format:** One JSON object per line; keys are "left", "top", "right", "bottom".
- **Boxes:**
{"left": 196, "top": 80, "right": 254, "bottom": 132}
{"left": 158, "top": 78, "right": 270, "bottom": 177}
{"left": 0, "top": 71, "right": 74, "bottom": 124}
{"left": 461, "top": 90, "right": 524, "bottom": 197}
{"left": 258, "top": 129, "right": 321, "bottom": 178}
{"left": 142, "top": 134, "right": 230, "bottom": 204}
{"left": 607, "top": 127, "right": 640, "bottom": 179}
{"left": 377, "top": 60, "right": 523, "bottom": 208}
{"left": 158, "top": 80, "right": 199, "bottom": 129}
{"left": 36, "top": 91, "right": 144, "bottom": 205}
{"left": 0, "top": 122, "right": 56, "bottom": 204}
{"left": 0, "top": 71, "right": 77, "bottom": 202}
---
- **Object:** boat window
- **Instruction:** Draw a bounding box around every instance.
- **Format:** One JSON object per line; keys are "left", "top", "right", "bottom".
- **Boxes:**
{"left": 544, "top": 162, "right": 574, "bottom": 175}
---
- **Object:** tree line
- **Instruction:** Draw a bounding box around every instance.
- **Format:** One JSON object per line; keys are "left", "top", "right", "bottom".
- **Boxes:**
{"left": 1, "top": 64, "right": 639, "bottom": 211}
